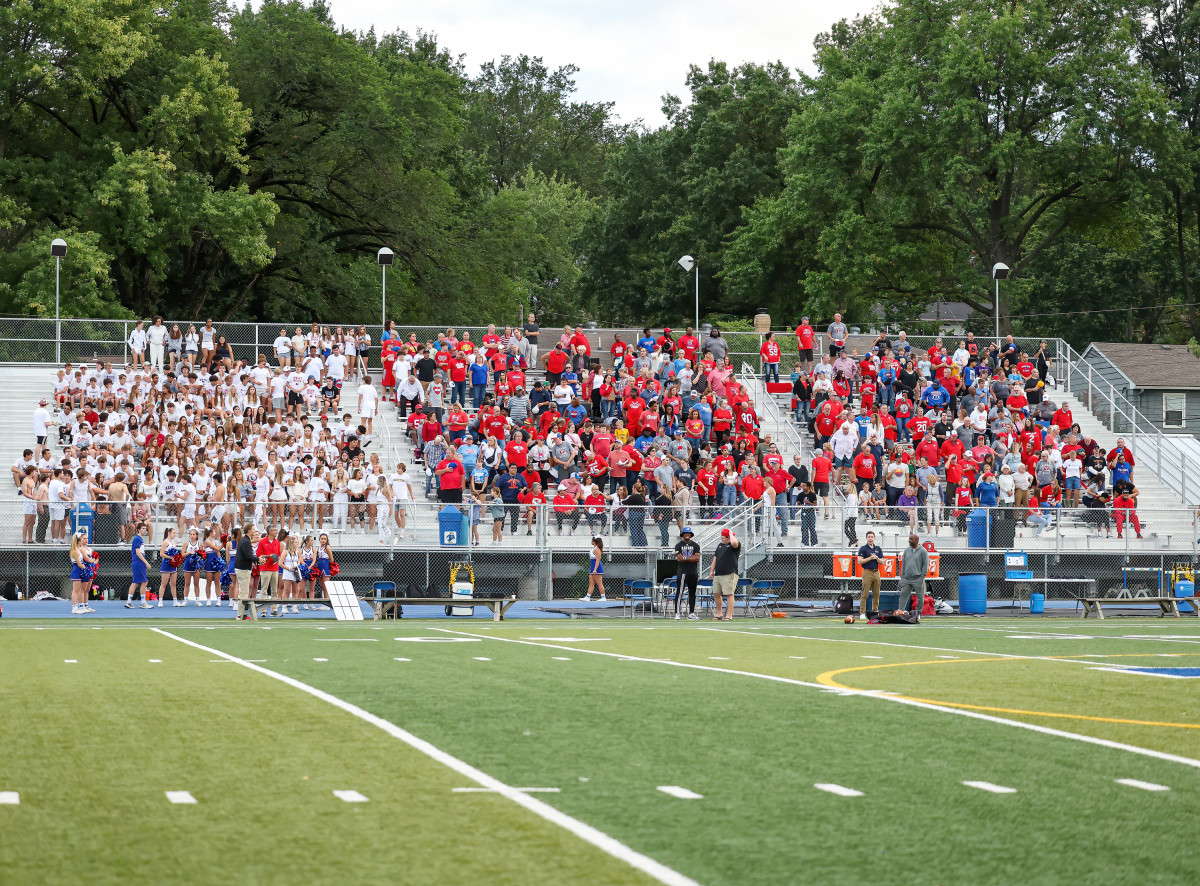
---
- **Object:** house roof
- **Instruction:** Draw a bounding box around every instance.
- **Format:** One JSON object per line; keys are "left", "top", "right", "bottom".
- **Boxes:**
{"left": 1086, "top": 343, "right": 1200, "bottom": 390}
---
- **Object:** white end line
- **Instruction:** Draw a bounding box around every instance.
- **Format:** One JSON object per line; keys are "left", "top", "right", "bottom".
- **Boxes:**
{"left": 151, "top": 628, "right": 698, "bottom": 886}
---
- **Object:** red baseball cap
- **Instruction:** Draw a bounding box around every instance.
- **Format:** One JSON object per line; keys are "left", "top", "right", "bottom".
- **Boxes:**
{"left": 721, "top": 528, "right": 731, "bottom": 537}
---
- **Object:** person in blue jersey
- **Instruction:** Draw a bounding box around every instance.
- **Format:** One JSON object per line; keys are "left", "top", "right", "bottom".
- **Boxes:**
{"left": 69, "top": 529, "right": 98, "bottom": 615}
{"left": 126, "top": 521, "right": 153, "bottom": 609}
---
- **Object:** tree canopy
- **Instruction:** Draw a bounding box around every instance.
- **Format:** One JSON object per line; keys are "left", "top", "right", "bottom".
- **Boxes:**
{"left": 2, "top": 0, "right": 1199, "bottom": 348}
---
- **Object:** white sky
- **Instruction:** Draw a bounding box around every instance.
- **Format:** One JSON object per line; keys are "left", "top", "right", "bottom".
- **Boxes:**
{"left": 321, "top": 0, "right": 880, "bottom": 127}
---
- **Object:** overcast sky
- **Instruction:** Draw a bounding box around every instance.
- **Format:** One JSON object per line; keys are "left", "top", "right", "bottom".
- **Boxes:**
{"left": 320, "top": 0, "right": 880, "bottom": 127}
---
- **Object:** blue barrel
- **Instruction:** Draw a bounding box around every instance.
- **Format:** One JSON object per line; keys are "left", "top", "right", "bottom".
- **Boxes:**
{"left": 958, "top": 574, "right": 987, "bottom": 614}
{"left": 1177, "top": 580, "right": 1194, "bottom": 614}
{"left": 966, "top": 508, "right": 989, "bottom": 548}
{"left": 1029, "top": 592, "right": 1045, "bottom": 614}
{"left": 438, "top": 506, "right": 467, "bottom": 547}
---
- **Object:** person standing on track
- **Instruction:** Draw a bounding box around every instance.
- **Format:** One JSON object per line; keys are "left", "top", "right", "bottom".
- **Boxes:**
{"left": 69, "top": 529, "right": 98, "bottom": 615}
{"left": 858, "top": 530, "right": 883, "bottom": 619}
{"left": 126, "top": 521, "right": 153, "bottom": 609}
{"left": 710, "top": 527, "right": 740, "bottom": 621}
{"left": 673, "top": 527, "right": 701, "bottom": 620}
{"left": 898, "top": 534, "right": 929, "bottom": 621}
{"left": 583, "top": 537, "right": 607, "bottom": 601}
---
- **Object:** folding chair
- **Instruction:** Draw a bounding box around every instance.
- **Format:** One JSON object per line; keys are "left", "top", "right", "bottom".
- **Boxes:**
{"left": 696, "top": 579, "right": 715, "bottom": 617}
{"left": 623, "top": 580, "right": 654, "bottom": 618}
{"left": 372, "top": 581, "right": 397, "bottom": 619}
{"left": 736, "top": 578, "right": 753, "bottom": 616}
{"left": 659, "top": 576, "right": 679, "bottom": 618}
{"left": 749, "top": 580, "right": 781, "bottom": 617}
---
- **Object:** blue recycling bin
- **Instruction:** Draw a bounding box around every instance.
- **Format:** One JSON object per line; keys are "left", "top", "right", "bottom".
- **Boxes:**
{"left": 959, "top": 574, "right": 988, "bottom": 614}
{"left": 1177, "top": 580, "right": 1194, "bottom": 614}
{"left": 439, "top": 506, "right": 467, "bottom": 547}
{"left": 71, "top": 502, "right": 95, "bottom": 542}
{"left": 966, "top": 508, "right": 989, "bottom": 548}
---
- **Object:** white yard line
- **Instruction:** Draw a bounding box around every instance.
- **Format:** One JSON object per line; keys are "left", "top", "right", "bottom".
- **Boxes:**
{"left": 453, "top": 787, "right": 561, "bottom": 794}
{"left": 814, "top": 783, "right": 863, "bottom": 797}
{"left": 333, "top": 790, "right": 370, "bottom": 803}
{"left": 962, "top": 781, "right": 1017, "bottom": 794}
{"left": 0, "top": 792, "right": 19, "bottom": 805}
{"left": 657, "top": 786, "right": 703, "bottom": 799}
{"left": 1115, "top": 778, "right": 1170, "bottom": 792}
{"left": 165, "top": 791, "right": 197, "bottom": 804}
{"left": 152, "top": 628, "right": 698, "bottom": 886}
{"left": 432, "top": 629, "right": 1200, "bottom": 772}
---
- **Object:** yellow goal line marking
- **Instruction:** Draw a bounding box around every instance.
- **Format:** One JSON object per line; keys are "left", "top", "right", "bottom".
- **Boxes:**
{"left": 815, "top": 658, "right": 1200, "bottom": 730}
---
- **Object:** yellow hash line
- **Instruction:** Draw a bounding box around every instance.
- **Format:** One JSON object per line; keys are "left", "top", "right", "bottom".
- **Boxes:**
{"left": 815, "top": 658, "right": 1200, "bottom": 730}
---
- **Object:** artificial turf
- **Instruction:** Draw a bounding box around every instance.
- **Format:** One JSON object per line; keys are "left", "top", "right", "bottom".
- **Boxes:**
{"left": 3, "top": 618, "right": 1199, "bottom": 885}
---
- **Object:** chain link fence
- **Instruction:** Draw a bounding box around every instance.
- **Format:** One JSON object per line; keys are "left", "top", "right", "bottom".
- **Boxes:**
{"left": 3, "top": 496, "right": 1196, "bottom": 607}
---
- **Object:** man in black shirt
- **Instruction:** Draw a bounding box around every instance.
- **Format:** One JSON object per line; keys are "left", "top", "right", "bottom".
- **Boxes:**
{"left": 233, "top": 524, "right": 259, "bottom": 604}
{"left": 673, "top": 527, "right": 701, "bottom": 620}
{"left": 857, "top": 530, "right": 884, "bottom": 618}
{"left": 710, "top": 527, "right": 741, "bottom": 620}
{"left": 523, "top": 314, "right": 540, "bottom": 364}
{"left": 414, "top": 350, "right": 438, "bottom": 395}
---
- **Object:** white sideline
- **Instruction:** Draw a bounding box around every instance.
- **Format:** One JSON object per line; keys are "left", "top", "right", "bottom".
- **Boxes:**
{"left": 431, "top": 629, "right": 1200, "bottom": 772}
{"left": 151, "top": 628, "right": 698, "bottom": 886}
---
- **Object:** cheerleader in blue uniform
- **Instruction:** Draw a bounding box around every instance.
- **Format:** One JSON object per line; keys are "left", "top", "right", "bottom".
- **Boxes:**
{"left": 182, "top": 527, "right": 202, "bottom": 606}
{"left": 201, "top": 524, "right": 224, "bottom": 605}
{"left": 69, "top": 530, "right": 98, "bottom": 615}
{"left": 314, "top": 532, "right": 334, "bottom": 605}
{"left": 298, "top": 535, "right": 317, "bottom": 610}
{"left": 157, "top": 527, "right": 183, "bottom": 607}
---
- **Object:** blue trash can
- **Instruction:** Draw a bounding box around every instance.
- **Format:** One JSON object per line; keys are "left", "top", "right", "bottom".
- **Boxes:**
{"left": 1029, "top": 592, "right": 1045, "bottom": 614}
{"left": 71, "top": 502, "right": 95, "bottom": 542}
{"left": 439, "top": 506, "right": 467, "bottom": 547}
{"left": 1177, "top": 580, "right": 1194, "bottom": 614}
{"left": 966, "top": 508, "right": 989, "bottom": 548}
{"left": 958, "top": 574, "right": 987, "bottom": 614}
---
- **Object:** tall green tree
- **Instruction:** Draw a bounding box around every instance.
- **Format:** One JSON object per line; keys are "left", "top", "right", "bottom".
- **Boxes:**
{"left": 732, "top": 0, "right": 1168, "bottom": 332}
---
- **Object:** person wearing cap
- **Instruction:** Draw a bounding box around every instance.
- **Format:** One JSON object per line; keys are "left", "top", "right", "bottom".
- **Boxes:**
{"left": 672, "top": 526, "right": 701, "bottom": 620}
{"left": 710, "top": 527, "right": 740, "bottom": 620}
{"left": 34, "top": 398, "right": 55, "bottom": 448}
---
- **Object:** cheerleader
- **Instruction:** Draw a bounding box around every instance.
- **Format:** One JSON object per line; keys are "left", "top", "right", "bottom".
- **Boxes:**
{"left": 157, "top": 527, "right": 183, "bottom": 607}
{"left": 69, "top": 530, "right": 98, "bottom": 615}
{"left": 298, "top": 535, "right": 318, "bottom": 610}
{"left": 182, "top": 527, "right": 203, "bottom": 604}
{"left": 223, "top": 528, "right": 239, "bottom": 608}
{"left": 201, "top": 524, "right": 224, "bottom": 605}
{"left": 280, "top": 535, "right": 301, "bottom": 615}
{"left": 314, "top": 533, "right": 335, "bottom": 604}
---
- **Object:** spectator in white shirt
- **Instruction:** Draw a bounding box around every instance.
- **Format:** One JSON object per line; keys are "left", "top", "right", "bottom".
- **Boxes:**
{"left": 128, "top": 321, "right": 148, "bottom": 367}
{"left": 357, "top": 375, "right": 377, "bottom": 435}
{"left": 146, "top": 316, "right": 169, "bottom": 372}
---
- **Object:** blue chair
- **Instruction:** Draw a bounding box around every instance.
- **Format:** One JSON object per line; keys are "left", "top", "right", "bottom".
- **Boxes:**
{"left": 749, "top": 580, "right": 781, "bottom": 617}
{"left": 623, "top": 580, "right": 654, "bottom": 618}
{"left": 735, "top": 578, "right": 752, "bottom": 616}
{"left": 372, "top": 581, "right": 396, "bottom": 601}
{"left": 696, "top": 579, "right": 714, "bottom": 616}
{"left": 659, "top": 577, "right": 679, "bottom": 617}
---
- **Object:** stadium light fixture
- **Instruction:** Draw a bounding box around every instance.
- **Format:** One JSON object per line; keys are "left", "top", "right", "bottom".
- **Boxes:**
{"left": 51, "top": 238, "right": 67, "bottom": 364}
{"left": 678, "top": 254, "right": 699, "bottom": 330}
{"left": 377, "top": 247, "right": 394, "bottom": 331}
{"left": 991, "top": 262, "right": 1010, "bottom": 345}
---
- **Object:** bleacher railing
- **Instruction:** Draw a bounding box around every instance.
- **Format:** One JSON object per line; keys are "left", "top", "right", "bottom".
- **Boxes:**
{"left": 1055, "top": 340, "right": 1196, "bottom": 506}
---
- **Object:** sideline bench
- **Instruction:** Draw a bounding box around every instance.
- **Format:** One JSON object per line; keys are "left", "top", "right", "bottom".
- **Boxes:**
{"left": 1003, "top": 576, "right": 1096, "bottom": 610}
{"left": 369, "top": 595, "right": 517, "bottom": 621}
{"left": 1080, "top": 596, "right": 1199, "bottom": 619}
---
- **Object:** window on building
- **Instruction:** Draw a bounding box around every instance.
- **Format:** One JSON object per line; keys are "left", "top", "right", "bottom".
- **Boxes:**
{"left": 1163, "top": 392, "right": 1185, "bottom": 428}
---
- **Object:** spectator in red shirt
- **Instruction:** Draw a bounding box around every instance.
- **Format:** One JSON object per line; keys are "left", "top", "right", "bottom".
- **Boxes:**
{"left": 760, "top": 332, "right": 782, "bottom": 383}
{"left": 852, "top": 449, "right": 877, "bottom": 492}
{"left": 811, "top": 444, "right": 834, "bottom": 518}
{"left": 795, "top": 317, "right": 816, "bottom": 371}
{"left": 1052, "top": 403, "right": 1073, "bottom": 432}
{"left": 609, "top": 335, "right": 629, "bottom": 369}
{"left": 435, "top": 449, "right": 465, "bottom": 504}
{"left": 677, "top": 328, "right": 701, "bottom": 362}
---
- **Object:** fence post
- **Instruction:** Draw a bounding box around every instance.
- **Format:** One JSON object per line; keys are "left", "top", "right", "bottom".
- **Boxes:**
{"left": 1108, "top": 381, "right": 1115, "bottom": 432}
{"left": 255, "top": 324, "right": 260, "bottom": 362}
{"left": 123, "top": 321, "right": 128, "bottom": 366}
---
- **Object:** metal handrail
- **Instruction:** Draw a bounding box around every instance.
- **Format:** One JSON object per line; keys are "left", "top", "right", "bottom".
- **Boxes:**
{"left": 1056, "top": 340, "right": 1196, "bottom": 505}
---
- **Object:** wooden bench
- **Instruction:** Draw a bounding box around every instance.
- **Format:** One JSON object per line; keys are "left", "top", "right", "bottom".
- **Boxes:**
{"left": 369, "top": 595, "right": 517, "bottom": 622}
{"left": 1003, "top": 576, "right": 1096, "bottom": 610}
{"left": 1081, "top": 596, "right": 1199, "bottom": 619}
{"left": 234, "top": 596, "right": 331, "bottom": 620}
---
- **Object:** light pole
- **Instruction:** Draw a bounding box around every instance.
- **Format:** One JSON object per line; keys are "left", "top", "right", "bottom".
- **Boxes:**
{"left": 51, "top": 238, "right": 67, "bottom": 364}
{"left": 991, "top": 262, "right": 1009, "bottom": 346}
{"left": 376, "top": 246, "right": 394, "bottom": 332}
{"left": 678, "top": 254, "right": 699, "bottom": 330}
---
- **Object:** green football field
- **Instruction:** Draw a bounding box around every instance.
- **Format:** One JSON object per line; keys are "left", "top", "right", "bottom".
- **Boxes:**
{"left": 3, "top": 618, "right": 1199, "bottom": 885}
